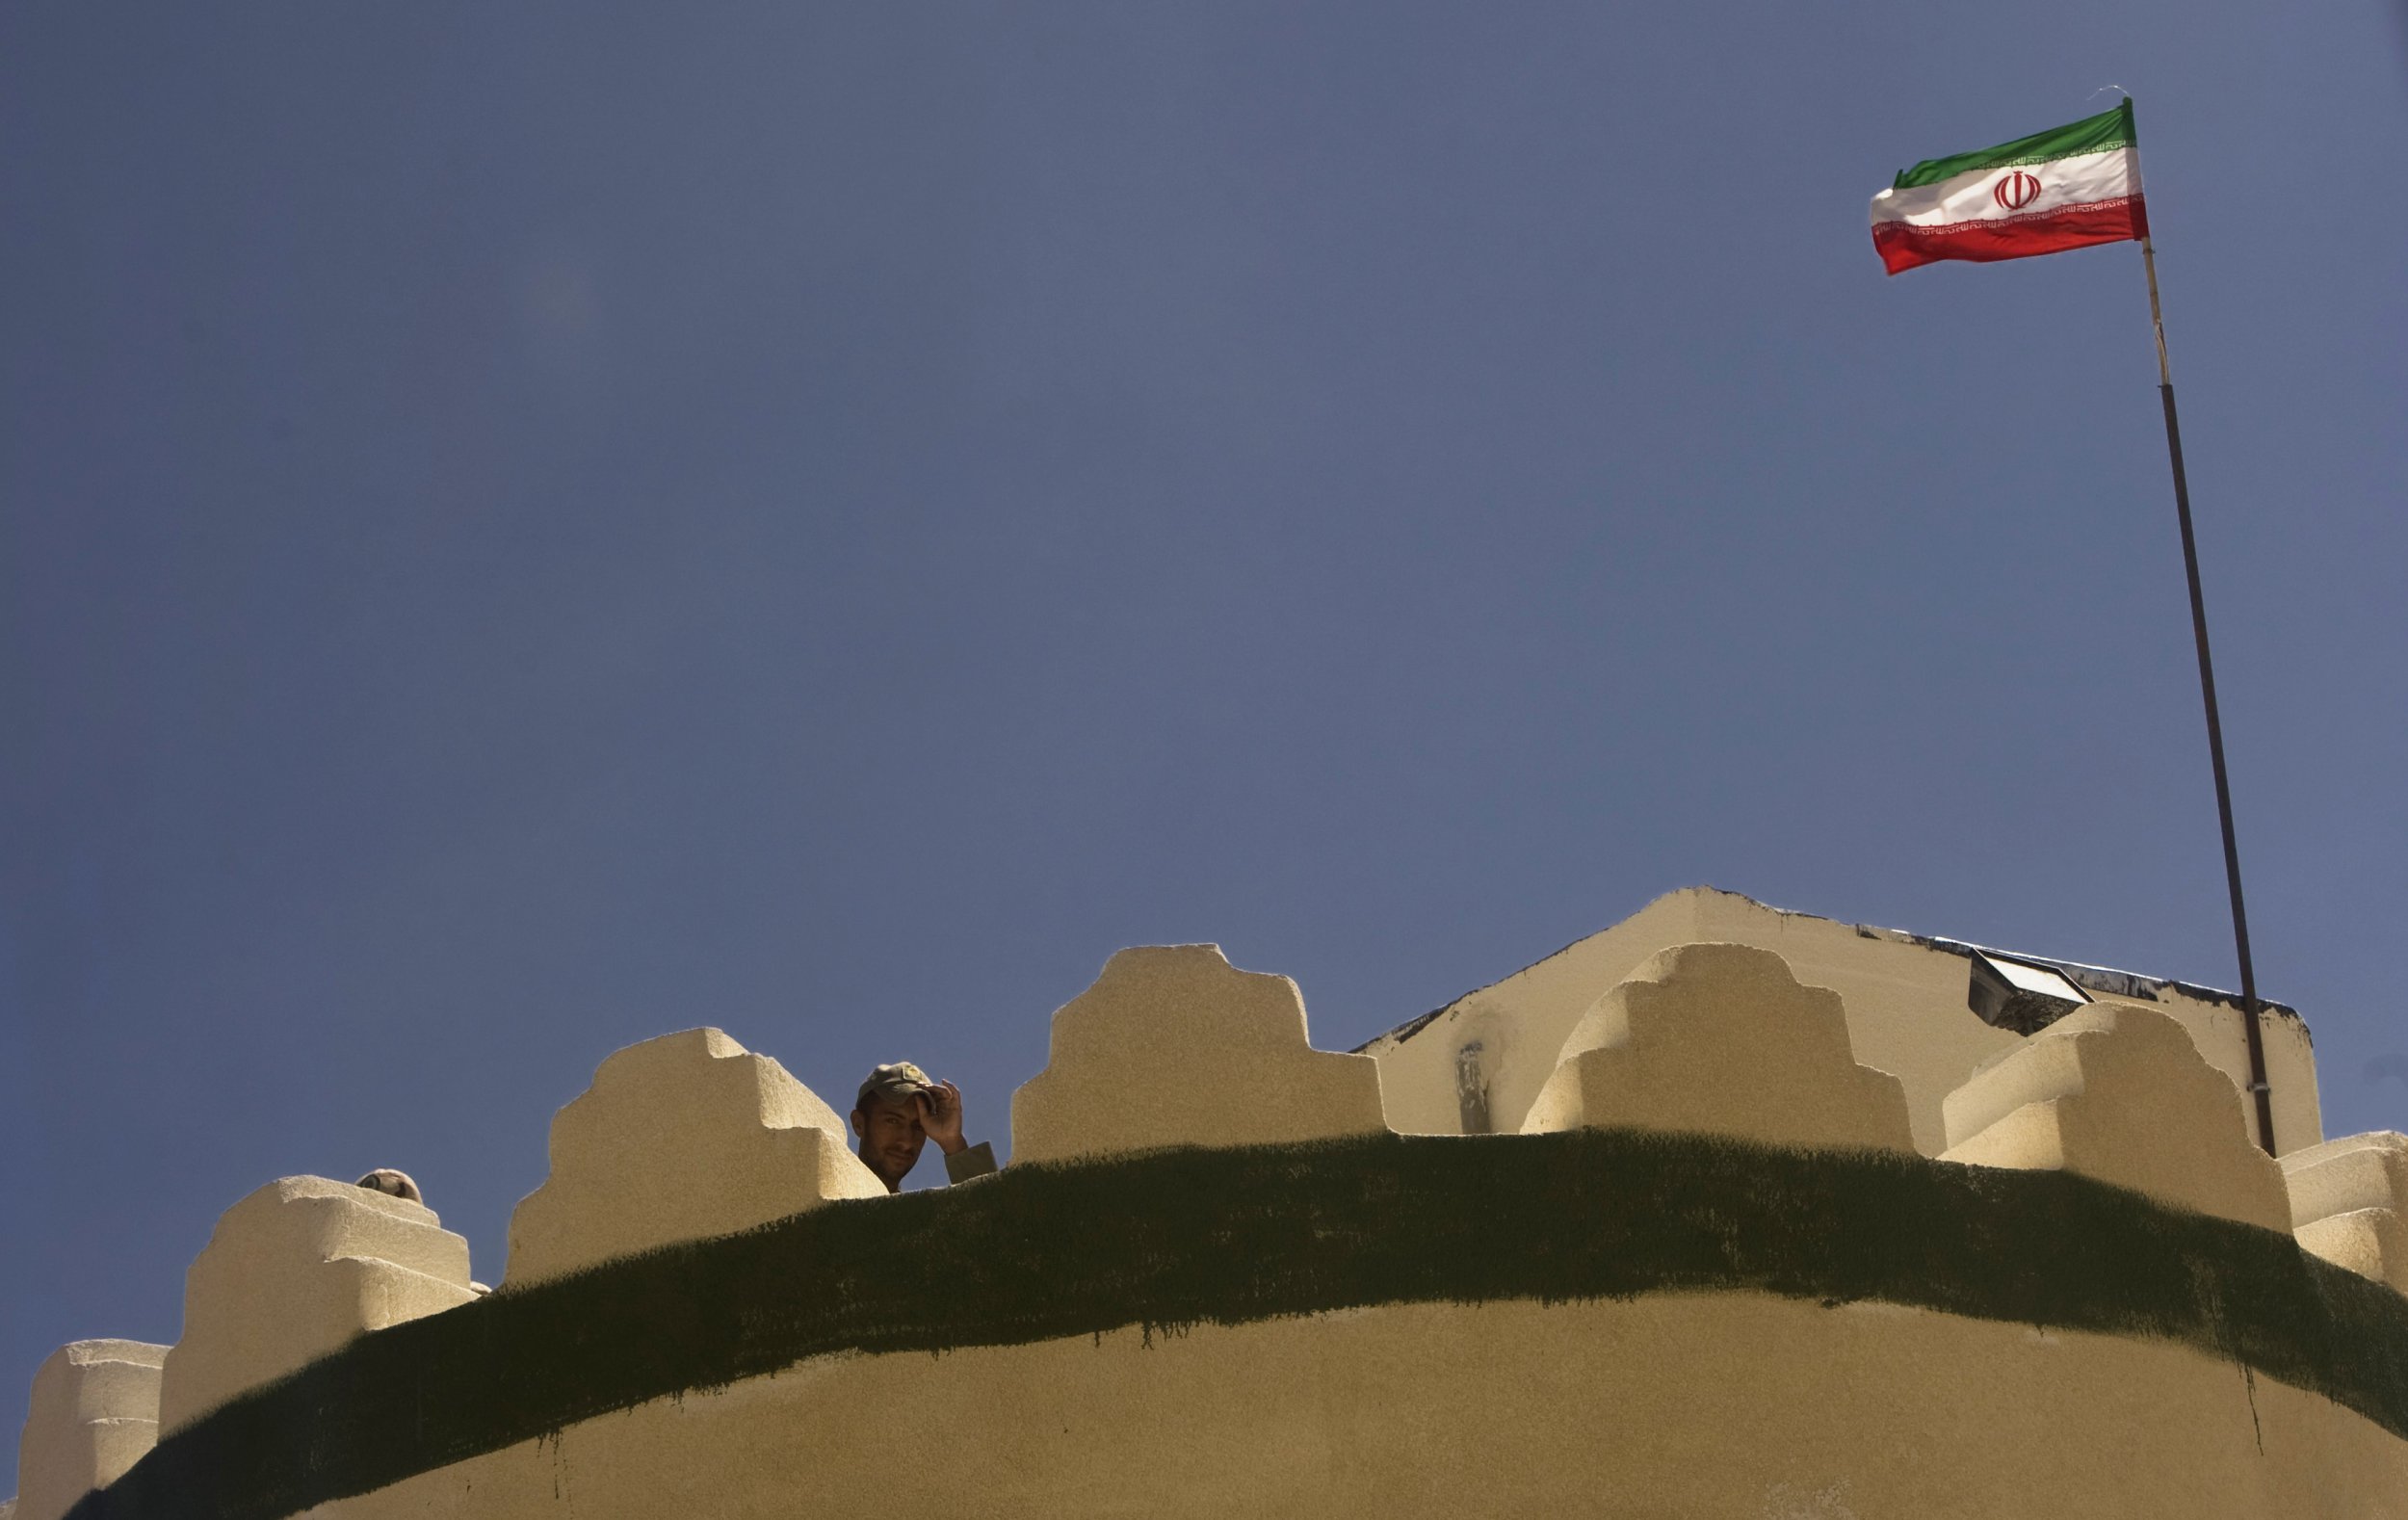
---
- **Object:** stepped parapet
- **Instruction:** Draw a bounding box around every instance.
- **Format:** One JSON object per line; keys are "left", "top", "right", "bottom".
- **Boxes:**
{"left": 14, "top": 1342, "right": 166, "bottom": 1520}
{"left": 503, "top": 1028, "right": 884, "bottom": 1286}
{"left": 1520, "top": 941, "right": 1915, "bottom": 1151}
{"left": 2284, "top": 1131, "right": 2408, "bottom": 1295}
{"left": 1010, "top": 945, "right": 1388, "bottom": 1165}
{"left": 156, "top": 1178, "right": 475, "bottom": 1434}
{"left": 1940, "top": 1002, "right": 2290, "bottom": 1230}
{"left": 1359, "top": 888, "right": 2323, "bottom": 1155}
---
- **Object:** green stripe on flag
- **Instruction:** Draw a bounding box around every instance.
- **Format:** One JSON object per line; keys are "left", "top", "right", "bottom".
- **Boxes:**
{"left": 1892, "top": 98, "right": 2136, "bottom": 190}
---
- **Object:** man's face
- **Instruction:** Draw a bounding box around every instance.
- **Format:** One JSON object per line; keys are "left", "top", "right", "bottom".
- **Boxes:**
{"left": 851, "top": 1092, "right": 927, "bottom": 1191}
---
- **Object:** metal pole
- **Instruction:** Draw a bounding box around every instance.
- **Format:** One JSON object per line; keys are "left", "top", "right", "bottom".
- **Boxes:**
{"left": 2140, "top": 235, "right": 2277, "bottom": 1155}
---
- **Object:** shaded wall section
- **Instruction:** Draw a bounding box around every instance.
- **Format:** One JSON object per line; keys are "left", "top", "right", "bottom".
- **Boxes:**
{"left": 65, "top": 1130, "right": 2408, "bottom": 1520}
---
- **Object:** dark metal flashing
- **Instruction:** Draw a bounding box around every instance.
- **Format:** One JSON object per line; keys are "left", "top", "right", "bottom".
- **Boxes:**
{"left": 1847, "top": 922, "right": 2304, "bottom": 1033}
{"left": 1356, "top": 886, "right": 2303, "bottom": 1054}
{"left": 1351, "top": 1000, "right": 1453, "bottom": 1055}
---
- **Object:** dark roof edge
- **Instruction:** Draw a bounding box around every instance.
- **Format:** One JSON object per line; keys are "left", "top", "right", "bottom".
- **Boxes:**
{"left": 1855, "top": 920, "right": 2305, "bottom": 1031}
{"left": 1354, "top": 885, "right": 2304, "bottom": 1055}
{"left": 1349, "top": 916, "right": 1643, "bottom": 1055}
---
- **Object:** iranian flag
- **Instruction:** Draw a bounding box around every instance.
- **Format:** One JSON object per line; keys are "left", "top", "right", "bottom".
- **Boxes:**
{"left": 1871, "top": 99, "right": 2147, "bottom": 275}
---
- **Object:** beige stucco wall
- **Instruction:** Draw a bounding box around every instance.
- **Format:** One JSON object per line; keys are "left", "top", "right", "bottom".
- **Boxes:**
{"left": 1940, "top": 1002, "right": 2292, "bottom": 1231}
{"left": 14, "top": 1342, "right": 166, "bottom": 1520}
{"left": 19, "top": 914, "right": 2384, "bottom": 1520}
{"left": 2285, "top": 1133, "right": 2408, "bottom": 1294}
{"left": 1012, "top": 944, "right": 1387, "bottom": 1165}
{"left": 315, "top": 1294, "right": 2408, "bottom": 1520}
{"left": 1363, "top": 888, "right": 2323, "bottom": 1157}
{"left": 1521, "top": 941, "right": 1915, "bottom": 1153}
{"left": 503, "top": 1028, "right": 884, "bottom": 1287}
{"left": 158, "top": 1177, "right": 477, "bottom": 1434}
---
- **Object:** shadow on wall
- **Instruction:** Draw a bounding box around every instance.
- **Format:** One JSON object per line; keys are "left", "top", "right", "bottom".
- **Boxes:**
{"left": 55, "top": 1130, "right": 2408, "bottom": 1520}
{"left": 15, "top": 935, "right": 2408, "bottom": 1520}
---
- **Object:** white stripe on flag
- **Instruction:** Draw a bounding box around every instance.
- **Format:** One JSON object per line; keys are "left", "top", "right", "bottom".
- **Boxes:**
{"left": 1870, "top": 146, "right": 2139, "bottom": 230}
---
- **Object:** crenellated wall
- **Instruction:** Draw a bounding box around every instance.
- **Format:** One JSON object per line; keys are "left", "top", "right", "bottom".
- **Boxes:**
{"left": 15, "top": 899, "right": 2408, "bottom": 1520}
{"left": 1358, "top": 887, "right": 2324, "bottom": 1155}
{"left": 1941, "top": 1001, "right": 2293, "bottom": 1230}
{"left": 1520, "top": 940, "right": 1916, "bottom": 1151}
{"left": 503, "top": 1028, "right": 886, "bottom": 1287}
{"left": 1010, "top": 943, "right": 1388, "bottom": 1164}
{"left": 157, "top": 1177, "right": 478, "bottom": 1436}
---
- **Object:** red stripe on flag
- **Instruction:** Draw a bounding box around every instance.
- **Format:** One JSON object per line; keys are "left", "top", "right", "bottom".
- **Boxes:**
{"left": 1873, "top": 197, "right": 2149, "bottom": 275}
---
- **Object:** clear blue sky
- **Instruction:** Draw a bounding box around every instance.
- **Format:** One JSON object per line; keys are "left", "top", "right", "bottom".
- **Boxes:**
{"left": 4, "top": 3, "right": 2403, "bottom": 1490}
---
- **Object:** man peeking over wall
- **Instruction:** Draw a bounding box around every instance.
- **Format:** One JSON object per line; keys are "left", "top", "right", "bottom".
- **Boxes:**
{"left": 851, "top": 1061, "right": 999, "bottom": 1192}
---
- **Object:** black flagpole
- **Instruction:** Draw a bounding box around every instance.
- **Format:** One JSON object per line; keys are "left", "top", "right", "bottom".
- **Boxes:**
{"left": 2138, "top": 233, "right": 2277, "bottom": 1156}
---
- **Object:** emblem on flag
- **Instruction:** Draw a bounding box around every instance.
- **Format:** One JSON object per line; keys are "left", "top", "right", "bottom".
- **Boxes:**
{"left": 1992, "top": 171, "right": 2043, "bottom": 211}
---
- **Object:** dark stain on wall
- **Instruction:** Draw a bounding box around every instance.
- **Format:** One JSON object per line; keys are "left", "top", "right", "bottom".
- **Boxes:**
{"left": 72, "top": 1129, "right": 2408, "bottom": 1520}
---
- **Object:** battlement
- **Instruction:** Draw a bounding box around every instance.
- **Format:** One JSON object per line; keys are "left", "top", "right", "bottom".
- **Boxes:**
{"left": 14, "top": 889, "right": 2406, "bottom": 1519}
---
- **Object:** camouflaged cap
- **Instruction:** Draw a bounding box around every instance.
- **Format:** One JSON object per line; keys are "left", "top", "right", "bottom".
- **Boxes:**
{"left": 855, "top": 1061, "right": 935, "bottom": 1112}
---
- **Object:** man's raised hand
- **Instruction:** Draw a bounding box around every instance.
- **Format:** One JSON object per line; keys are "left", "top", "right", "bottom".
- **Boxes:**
{"left": 915, "top": 1079, "right": 968, "bottom": 1155}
